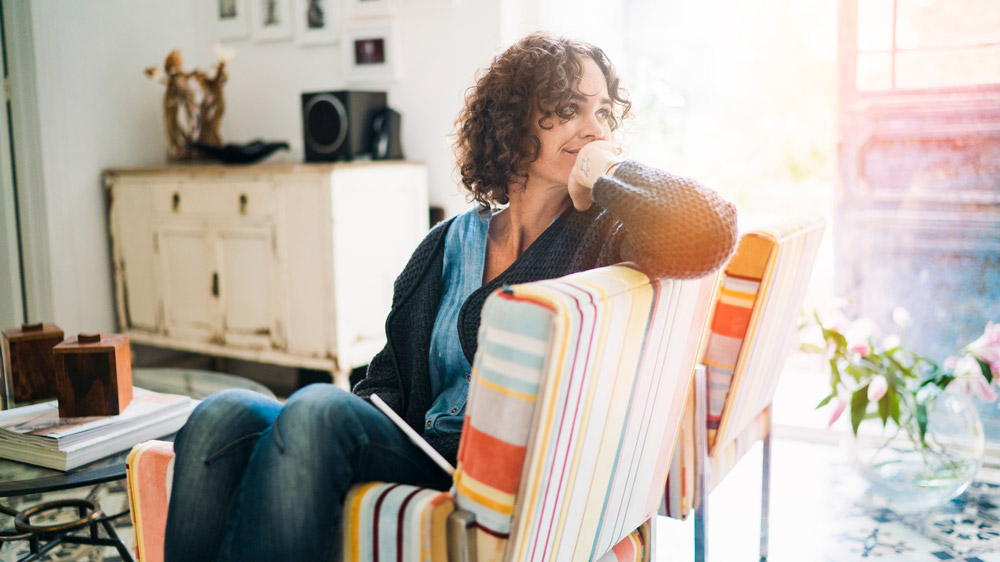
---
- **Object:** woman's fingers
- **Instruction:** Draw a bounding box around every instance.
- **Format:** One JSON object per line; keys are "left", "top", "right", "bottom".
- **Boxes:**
{"left": 570, "top": 141, "right": 620, "bottom": 188}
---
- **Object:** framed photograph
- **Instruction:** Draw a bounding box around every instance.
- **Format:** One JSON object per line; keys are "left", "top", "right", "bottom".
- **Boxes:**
{"left": 251, "top": 0, "right": 293, "bottom": 41}
{"left": 294, "top": 0, "right": 340, "bottom": 45}
{"left": 215, "top": 0, "right": 250, "bottom": 40}
{"left": 343, "top": 20, "right": 400, "bottom": 82}
{"left": 346, "top": 0, "right": 395, "bottom": 19}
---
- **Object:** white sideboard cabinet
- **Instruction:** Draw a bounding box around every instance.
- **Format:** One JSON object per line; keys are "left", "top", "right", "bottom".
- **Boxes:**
{"left": 104, "top": 162, "right": 429, "bottom": 386}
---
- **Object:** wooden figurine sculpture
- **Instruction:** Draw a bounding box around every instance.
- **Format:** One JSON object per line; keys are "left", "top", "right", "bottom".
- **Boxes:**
{"left": 53, "top": 333, "right": 133, "bottom": 417}
{"left": 144, "top": 44, "right": 234, "bottom": 160}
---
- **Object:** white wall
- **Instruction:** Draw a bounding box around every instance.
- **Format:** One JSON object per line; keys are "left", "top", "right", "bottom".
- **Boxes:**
{"left": 188, "top": 0, "right": 505, "bottom": 218}
{"left": 13, "top": 0, "right": 512, "bottom": 334}
{"left": 22, "top": 1, "right": 199, "bottom": 334}
{"left": 12, "top": 0, "right": 625, "bottom": 337}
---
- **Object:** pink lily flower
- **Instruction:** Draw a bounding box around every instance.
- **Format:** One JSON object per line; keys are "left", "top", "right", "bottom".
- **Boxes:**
{"left": 828, "top": 398, "right": 847, "bottom": 427}
{"left": 966, "top": 322, "right": 1000, "bottom": 377}
{"left": 950, "top": 354, "right": 998, "bottom": 402}
{"left": 867, "top": 375, "right": 888, "bottom": 401}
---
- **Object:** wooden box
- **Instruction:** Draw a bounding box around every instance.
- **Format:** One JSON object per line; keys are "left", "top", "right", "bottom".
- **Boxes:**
{"left": 1, "top": 322, "right": 65, "bottom": 407}
{"left": 53, "top": 333, "right": 133, "bottom": 417}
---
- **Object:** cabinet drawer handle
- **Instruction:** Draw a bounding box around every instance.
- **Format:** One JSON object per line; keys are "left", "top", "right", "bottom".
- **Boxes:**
{"left": 239, "top": 193, "right": 248, "bottom": 215}
{"left": 172, "top": 192, "right": 181, "bottom": 212}
{"left": 212, "top": 272, "right": 219, "bottom": 297}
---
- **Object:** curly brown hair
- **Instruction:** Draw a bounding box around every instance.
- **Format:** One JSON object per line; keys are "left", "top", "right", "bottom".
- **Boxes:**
{"left": 454, "top": 32, "right": 632, "bottom": 208}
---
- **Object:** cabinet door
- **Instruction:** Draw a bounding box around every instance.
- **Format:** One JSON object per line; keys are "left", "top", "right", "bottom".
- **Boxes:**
{"left": 110, "top": 182, "right": 159, "bottom": 332}
{"left": 218, "top": 225, "right": 278, "bottom": 349}
{"left": 157, "top": 224, "right": 217, "bottom": 341}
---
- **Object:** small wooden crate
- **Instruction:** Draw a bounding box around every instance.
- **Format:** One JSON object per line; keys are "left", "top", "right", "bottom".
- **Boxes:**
{"left": 53, "top": 333, "right": 133, "bottom": 417}
{"left": 1, "top": 323, "right": 65, "bottom": 408}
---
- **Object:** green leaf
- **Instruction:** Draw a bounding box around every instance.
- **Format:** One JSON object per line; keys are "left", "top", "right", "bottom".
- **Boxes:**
{"left": 977, "top": 358, "right": 994, "bottom": 384}
{"left": 845, "top": 364, "right": 868, "bottom": 381}
{"left": 916, "top": 395, "right": 929, "bottom": 443}
{"left": 816, "top": 393, "right": 836, "bottom": 409}
{"left": 878, "top": 392, "right": 890, "bottom": 426}
{"left": 801, "top": 343, "right": 826, "bottom": 354}
{"left": 851, "top": 387, "right": 869, "bottom": 436}
{"left": 889, "top": 389, "right": 901, "bottom": 425}
{"left": 823, "top": 329, "right": 847, "bottom": 349}
{"left": 829, "top": 360, "right": 842, "bottom": 387}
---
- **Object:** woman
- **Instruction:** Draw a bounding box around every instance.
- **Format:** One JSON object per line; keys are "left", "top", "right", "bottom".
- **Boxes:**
{"left": 164, "top": 32, "right": 737, "bottom": 562}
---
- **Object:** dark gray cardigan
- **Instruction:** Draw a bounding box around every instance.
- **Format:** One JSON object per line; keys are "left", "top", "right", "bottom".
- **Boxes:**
{"left": 352, "top": 160, "right": 739, "bottom": 463}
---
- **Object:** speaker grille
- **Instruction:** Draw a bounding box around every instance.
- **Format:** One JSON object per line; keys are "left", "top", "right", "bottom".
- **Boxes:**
{"left": 304, "top": 94, "right": 348, "bottom": 154}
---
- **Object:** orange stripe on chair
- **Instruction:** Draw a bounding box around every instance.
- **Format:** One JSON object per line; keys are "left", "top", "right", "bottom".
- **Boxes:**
{"left": 459, "top": 425, "right": 526, "bottom": 495}
{"left": 710, "top": 302, "right": 754, "bottom": 338}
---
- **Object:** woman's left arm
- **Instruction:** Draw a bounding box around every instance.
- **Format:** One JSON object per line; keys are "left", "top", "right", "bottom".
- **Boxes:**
{"left": 569, "top": 142, "right": 739, "bottom": 279}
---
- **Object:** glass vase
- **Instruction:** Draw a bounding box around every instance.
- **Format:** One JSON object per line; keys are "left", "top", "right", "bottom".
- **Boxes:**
{"left": 847, "top": 388, "right": 984, "bottom": 513}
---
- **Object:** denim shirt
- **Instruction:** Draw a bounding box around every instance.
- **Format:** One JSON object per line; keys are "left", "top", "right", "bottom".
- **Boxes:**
{"left": 424, "top": 208, "right": 491, "bottom": 437}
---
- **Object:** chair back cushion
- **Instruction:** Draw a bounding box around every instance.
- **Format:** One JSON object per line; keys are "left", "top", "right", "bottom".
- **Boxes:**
{"left": 709, "top": 216, "right": 825, "bottom": 453}
{"left": 454, "top": 264, "right": 717, "bottom": 562}
{"left": 662, "top": 215, "right": 825, "bottom": 520}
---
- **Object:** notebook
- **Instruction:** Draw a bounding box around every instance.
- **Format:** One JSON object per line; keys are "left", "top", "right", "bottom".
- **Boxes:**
{"left": 370, "top": 394, "right": 455, "bottom": 476}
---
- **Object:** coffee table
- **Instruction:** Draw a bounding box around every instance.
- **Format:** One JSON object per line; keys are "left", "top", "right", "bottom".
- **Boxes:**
{"left": 0, "top": 368, "right": 275, "bottom": 561}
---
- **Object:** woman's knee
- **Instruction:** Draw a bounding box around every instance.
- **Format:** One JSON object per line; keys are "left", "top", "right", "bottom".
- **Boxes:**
{"left": 274, "top": 385, "right": 371, "bottom": 453}
{"left": 175, "top": 389, "right": 280, "bottom": 456}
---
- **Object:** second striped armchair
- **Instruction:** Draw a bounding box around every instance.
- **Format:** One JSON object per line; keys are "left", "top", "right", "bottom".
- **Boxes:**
{"left": 661, "top": 215, "right": 826, "bottom": 561}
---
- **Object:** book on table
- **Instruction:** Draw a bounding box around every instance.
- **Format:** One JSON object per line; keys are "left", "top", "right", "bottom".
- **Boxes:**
{"left": 0, "top": 387, "right": 194, "bottom": 471}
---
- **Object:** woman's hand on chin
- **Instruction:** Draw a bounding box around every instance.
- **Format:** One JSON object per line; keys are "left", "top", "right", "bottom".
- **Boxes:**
{"left": 568, "top": 140, "right": 620, "bottom": 211}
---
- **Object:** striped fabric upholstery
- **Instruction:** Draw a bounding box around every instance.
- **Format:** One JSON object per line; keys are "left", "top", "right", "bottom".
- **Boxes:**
{"left": 705, "top": 275, "right": 761, "bottom": 448}
{"left": 342, "top": 483, "right": 454, "bottom": 562}
{"left": 126, "top": 264, "right": 719, "bottom": 562}
{"left": 712, "top": 217, "right": 823, "bottom": 452}
{"left": 596, "top": 518, "right": 653, "bottom": 562}
{"left": 126, "top": 440, "right": 176, "bottom": 562}
{"left": 455, "top": 264, "right": 717, "bottom": 562}
{"left": 662, "top": 216, "right": 825, "bottom": 520}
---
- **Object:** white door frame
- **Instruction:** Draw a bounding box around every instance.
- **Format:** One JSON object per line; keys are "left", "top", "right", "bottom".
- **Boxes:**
{"left": 1, "top": 0, "right": 53, "bottom": 324}
{"left": 0, "top": 0, "right": 23, "bottom": 328}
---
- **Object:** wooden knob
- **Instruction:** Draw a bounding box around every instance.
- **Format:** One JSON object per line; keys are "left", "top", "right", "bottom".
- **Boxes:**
{"left": 78, "top": 333, "right": 102, "bottom": 344}
{"left": 21, "top": 322, "right": 43, "bottom": 332}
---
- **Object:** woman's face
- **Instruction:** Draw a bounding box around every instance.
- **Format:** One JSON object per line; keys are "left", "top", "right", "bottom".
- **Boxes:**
{"left": 526, "top": 57, "right": 613, "bottom": 189}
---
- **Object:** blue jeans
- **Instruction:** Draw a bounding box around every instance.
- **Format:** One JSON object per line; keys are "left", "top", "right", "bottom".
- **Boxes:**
{"left": 164, "top": 384, "right": 452, "bottom": 562}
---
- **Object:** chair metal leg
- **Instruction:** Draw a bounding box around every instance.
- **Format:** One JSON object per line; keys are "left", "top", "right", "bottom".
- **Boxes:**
{"left": 645, "top": 516, "right": 657, "bottom": 562}
{"left": 694, "top": 467, "right": 707, "bottom": 562}
{"left": 693, "top": 363, "right": 708, "bottom": 562}
{"left": 760, "top": 414, "right": 773, "bottom": 562}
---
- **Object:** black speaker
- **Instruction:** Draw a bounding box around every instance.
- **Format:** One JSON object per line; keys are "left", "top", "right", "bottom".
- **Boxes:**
{"left": 301, "top": 90, "right": 386, "bottom": 162}
{"left": 370, "top": 107, "right": 404, "bottom": 160}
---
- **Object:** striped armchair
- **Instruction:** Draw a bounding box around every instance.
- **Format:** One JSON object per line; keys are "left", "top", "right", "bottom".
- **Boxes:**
{"left": 127, "top": 263, "right": 720, "bottom": 562}
{"left": 660, "top": 216, "right": 825, "bottom": 562}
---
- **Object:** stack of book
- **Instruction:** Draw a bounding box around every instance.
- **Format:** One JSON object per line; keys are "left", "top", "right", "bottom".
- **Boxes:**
{"left": 0, "top": 387, "right": 193, "bottom": 471}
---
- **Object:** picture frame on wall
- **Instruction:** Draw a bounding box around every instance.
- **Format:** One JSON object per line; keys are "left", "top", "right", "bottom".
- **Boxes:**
{"left": 216, "top": 0, "right": 250, "bottom": 40}
{"left": 294, "top": 0, "right": 340, "bottom": 45}
{"left": 251, "top": 0, "right": 294, "bottom": 41}
{"left": 346, "top": 0, "right": 395, "bottom": 19}
{"left": 343, "top": 20, "right": 400, "bottom": 83}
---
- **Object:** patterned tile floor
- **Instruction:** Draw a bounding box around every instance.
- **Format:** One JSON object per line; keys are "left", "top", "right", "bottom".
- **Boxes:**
{"left": 658, "top": 438, "right": 1000, "bottom": 561}
{"left": 0, "top": 479, "right": 132, "bottom": 562}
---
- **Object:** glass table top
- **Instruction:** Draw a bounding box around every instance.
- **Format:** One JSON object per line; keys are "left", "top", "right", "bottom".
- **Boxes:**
{"left": 0, "top": 368, "right": 276, "bottom": 497}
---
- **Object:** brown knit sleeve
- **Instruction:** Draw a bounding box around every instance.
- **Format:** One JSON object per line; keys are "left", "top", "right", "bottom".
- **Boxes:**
{"left": 591, "top": 160, "right": 738, "bottom": 279}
